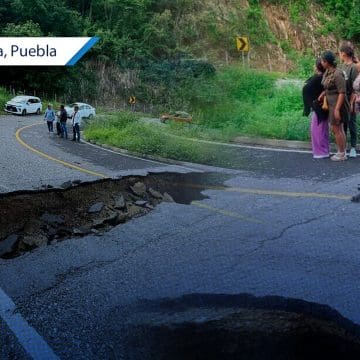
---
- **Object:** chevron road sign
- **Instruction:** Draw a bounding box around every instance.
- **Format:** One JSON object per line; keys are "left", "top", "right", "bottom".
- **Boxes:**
{"left": 236, "top": 36, "right": 249, "bottom": 52}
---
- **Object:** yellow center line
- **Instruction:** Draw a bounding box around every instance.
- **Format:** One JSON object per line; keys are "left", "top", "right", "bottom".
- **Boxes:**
{"left": 192, "top": 201, "right": 264, "bottom": 224}
{"left": 173, "top": 183, "right": 352, "bottom": 201}
{"left": 16, "top": 124, "right": 352, "bottom": 202}
{"left": 15, "top": 123, "right": 108, "bottom": 178}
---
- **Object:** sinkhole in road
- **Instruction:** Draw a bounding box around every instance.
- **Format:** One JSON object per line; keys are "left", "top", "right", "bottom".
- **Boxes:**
{"left": 121, "top": 294, "right": 360, "bottom": 359}
{"left": 0, "top": 172, "right": 230, "bottom": 259}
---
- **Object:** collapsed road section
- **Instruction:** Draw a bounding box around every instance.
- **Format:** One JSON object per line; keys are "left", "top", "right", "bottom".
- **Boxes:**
{"left": 0, "top": 172, "right": 220, "bottom": 259}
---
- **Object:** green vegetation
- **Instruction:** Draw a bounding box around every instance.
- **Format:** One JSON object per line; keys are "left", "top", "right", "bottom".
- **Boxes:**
{"left": 1, "top": 0, "right": 358, "bottom": 156}
{"left": 84, "top": 111, "right": 217, "bottom": 163}
{"left": 0, "top": 87, "right": 11, "bottom": 114}
{"left": 85, "top": 66, "right": 308, "bottom": 164}
{"left": 173, "top": 66, "right": 307, "bottom": 141}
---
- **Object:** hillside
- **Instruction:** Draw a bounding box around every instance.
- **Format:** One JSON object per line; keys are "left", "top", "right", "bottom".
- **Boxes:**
{"left": 0, "top": 0, "right": 358, "bottom": 107}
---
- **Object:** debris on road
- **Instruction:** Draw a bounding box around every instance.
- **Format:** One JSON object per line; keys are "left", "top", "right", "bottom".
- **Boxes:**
{"left": 0, "top": 172, "right": 215, "bottom": 258}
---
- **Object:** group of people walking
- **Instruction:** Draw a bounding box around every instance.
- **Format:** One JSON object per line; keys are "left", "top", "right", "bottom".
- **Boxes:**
{"left": 44, "top": 104, "right": 81, "bottom": 142}
{"left": 303, "top": 43, "right": 360, "bottom": 161}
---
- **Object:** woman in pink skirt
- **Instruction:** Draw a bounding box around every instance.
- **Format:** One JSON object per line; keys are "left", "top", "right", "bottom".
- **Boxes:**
{"left": 303, "top": 59, "right": 330, "bottom": 159}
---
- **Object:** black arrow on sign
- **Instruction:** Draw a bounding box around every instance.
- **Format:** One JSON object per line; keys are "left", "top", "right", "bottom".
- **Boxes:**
{"left": 238, "top": 38, "right": 246, "bottom": 51}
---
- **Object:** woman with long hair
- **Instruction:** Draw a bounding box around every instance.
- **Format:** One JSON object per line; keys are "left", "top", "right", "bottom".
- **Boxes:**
{"left": 339, "top": 44, "right": 359, "bottom": 157}
{"left": 319, "top": 51, "right": 349, "bottom": 161}
{"left": 302, "top": 58, "right": 329, "bottom": 158}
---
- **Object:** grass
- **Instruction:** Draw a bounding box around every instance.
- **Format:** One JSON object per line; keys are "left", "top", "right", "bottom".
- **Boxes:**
{"left": 84, "top": 66, "right": 310, "bottom": 164}
{"left": 0, "top": 87, "right": 11, "bottom": 114}
{"left": 84, "top": 112, "right": 218, "bottom": 164}
{"left": 181, "top": 65, "right": 308, "bottom": 141}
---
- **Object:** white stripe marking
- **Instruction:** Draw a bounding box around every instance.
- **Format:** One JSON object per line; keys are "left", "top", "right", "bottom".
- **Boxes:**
{"left": 0, "top": 288, "right": 59, "bottom": 360}
{"left": 168, "top": 134, "right": 312, "bottom": 154}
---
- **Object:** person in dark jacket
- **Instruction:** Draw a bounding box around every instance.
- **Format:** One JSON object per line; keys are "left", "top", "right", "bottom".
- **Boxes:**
{"left": 59, "top": 105, "right": 68, "bottom": 139}
{"left": 303, "top": 58, "right": 329, "bottom": 159}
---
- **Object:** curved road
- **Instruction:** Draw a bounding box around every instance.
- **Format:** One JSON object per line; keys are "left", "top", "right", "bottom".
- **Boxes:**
{"left": 2, "top": 115, "right": 360, "bottom": 359}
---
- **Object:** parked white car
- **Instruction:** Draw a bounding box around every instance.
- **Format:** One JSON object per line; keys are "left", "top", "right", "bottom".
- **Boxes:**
{"left": 5, "top": 96, "right": 42, "bottom": 116}
{"left": 65, "top": 102, "right": 96, "bottom": 119}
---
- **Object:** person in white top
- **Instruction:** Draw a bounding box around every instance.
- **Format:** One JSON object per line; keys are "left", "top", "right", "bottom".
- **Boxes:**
{"left": 71, "top": 105, "right": 81, "bottom": 142}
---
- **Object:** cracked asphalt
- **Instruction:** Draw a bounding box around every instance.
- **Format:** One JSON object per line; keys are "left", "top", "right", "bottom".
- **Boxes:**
{"left": 2, "top": 114, "right": 360, "bottom": 358}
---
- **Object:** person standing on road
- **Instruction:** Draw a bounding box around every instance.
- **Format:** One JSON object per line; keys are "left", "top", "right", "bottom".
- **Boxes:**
{"left": 319, "top": 51, "right": 349, "bottom": 161}
{"left": 303, "top": 58, "right": 329, "bottom": 159}
{"left": 339, "top": 44, "right": 359, "bottom": 158}
{"left": 354, "top": 61, "right": 360, "bottom": 114}
{"left": 44, "top": 104, "right": 55, "bottom": 134}
{"left": 59, "top": 104, "right": 68, "bottom": 139}
{"left": 72, "top": 105, "right": 81, "bottom": 142}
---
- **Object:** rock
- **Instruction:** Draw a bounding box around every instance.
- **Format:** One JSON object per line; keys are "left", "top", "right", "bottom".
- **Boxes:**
{"left": 149, "top": 188, "right": 163, "bottom": 199}
{"left": 60, "top": 181, "right": 73, "bottom": 189}
{"left": 55, "top": 227, "right": 72, "bottom": 237}
{"left": 116, "top": 212, "right": 128, "bottom": 223}
{"left": 130, "top": 182, "right": 147, "bottom": 196}
{"left": 0, "top": 234, "right": 18, "bottom": 256}
{"left": 40, "top": 212, "right": 65, "bottom": 226}
{"left": 146, "top": 204, "right": 155, "bottom": 210}
{"left": 104, "top": 211, "right": 119, "bottom": 226}
{"left": 114, "top": 194, "right": 126, "bottom": 209}
{"left": 72, "top": 227, "right": 92, "bottom": 236}
{"left": 72, "top": 179, "right": 82, "bottom": 185}
{"left": 23, "top": 219, "right": 45, "bottom": 233}
{"left": 92, "top": 219, "right": 106, "bottom": 228}
{"left": 22, "top": 233, "right": 48, "bottom": 247}
{"left": 135, "top": 200, "right": 148, "bottom": 207}
{"left": 128, "top": 205, "right": 146, "bottom": 218}
{"left": 88, "top": 202, "right": 104, "bottom": 214}
{"left": 163, "top": 192, "right": 175, "bottom": 203}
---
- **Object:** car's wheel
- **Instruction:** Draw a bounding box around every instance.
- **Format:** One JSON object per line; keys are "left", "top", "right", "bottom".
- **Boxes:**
{"left": 88, "top": 114, "right": 93, "bottom": 119}
{"left": 22, "top": 109, "right": 26, "bottom": 116}
{"left": 36, "top": 108, "right": 41, "bottom": 115}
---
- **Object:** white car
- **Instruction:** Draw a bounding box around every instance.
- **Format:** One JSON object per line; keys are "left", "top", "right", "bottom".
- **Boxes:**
{"left": 5, "top": 96, "right": 42, "bottom": 116}
{"left": 65, "top": 102, "right": 96, "bottom": 119}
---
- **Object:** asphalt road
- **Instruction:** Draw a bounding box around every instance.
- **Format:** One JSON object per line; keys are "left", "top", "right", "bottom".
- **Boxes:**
{"left": 2, "top": 114, "right": 360, "bottom": 359}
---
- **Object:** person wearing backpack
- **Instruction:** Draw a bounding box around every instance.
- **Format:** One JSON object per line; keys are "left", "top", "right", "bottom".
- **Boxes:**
{"left": 339, "top": 43, "right": 359, "bottom": 157}
{"left": 44, "top": 104, "right": 55, "bottom": 134}
{"left": 319, "top": 51, "right": 348, "bottom": 161}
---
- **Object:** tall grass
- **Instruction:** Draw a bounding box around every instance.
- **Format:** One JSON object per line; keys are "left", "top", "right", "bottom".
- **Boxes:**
{"left": 84, "top": 112, "right": 216, "bottom": 163}
{"left": 179, "top": 65, "right": 308, "bottom": 141}
{"left": 0, "top": 87, "right": 11, "bottom": 113}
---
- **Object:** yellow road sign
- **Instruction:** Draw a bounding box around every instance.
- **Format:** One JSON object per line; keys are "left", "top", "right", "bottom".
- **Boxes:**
{"left": 129, "top": 96, "right": 136, "bottom": 105}
{"left": 236, "top": 36, "right": 249, "bottom": 52}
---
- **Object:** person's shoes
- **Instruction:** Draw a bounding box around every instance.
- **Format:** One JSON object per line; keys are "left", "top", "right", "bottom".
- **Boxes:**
{"left": 331, "top": 153, "right": 347, "bottom": 161}
{"left": 313, "top": 154, "right": 329, "bottom": 159}
{"left": 349, "top": 148, "right": 357, "bottom": 158}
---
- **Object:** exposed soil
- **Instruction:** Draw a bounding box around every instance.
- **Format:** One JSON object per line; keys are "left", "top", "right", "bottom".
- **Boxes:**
{"left": 0, "top": 172, "right": 226, "bottom": 259}
{"left": 119, "top": 294, "right": 360, "bottom": 360}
